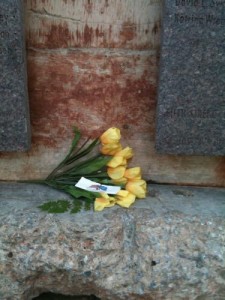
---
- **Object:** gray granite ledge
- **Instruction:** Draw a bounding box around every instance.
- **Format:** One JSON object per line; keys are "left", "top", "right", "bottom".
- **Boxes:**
{"left": 0, "top": 182, "right": 224, "bottom": 217}
{"left": 0, "top": 183, "right": 224, "bottom": 300}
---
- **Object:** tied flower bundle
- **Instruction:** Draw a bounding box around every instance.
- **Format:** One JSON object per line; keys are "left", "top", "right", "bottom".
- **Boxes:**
{"left": 33, "top": 127, "right": 147, "bottom": 212}
{"left": 95, "top": 127, "right": 147, "bottom": 211}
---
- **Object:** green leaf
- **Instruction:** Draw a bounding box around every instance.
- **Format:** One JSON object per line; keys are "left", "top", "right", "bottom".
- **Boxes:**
{"left": 46, "top": 127, "right": 83, "bottom": 179}
{"left": 70, "top": 200, "right": 83, "bottom": 213}
{"left": 84, "top": 199, "right": 93, "bottom": 211}
{"left": 38, "top": 200, "right": 71, "bottom": 213}
{"left": 38, "top": 198, "right": 94, "bottom": 214}
{"left": 64, "top": 126, "right": 81, "bottom": 160}
{"left": 70, "top": 156, "right": 111, "bottom": 175}
{"left": 64, "top": 186, "right": 99, "bottom": 200}
{"left": 65, "top": 138, "right": 100, "bottom": 166}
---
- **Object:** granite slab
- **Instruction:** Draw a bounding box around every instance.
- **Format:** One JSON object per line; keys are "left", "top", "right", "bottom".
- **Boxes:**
{"left": 0, "top": 0, "right": 30, "bottom": 151}
{"left": 0, "top": 183, "right": 225, "bottom": 299}
{"left": 156, "top": 0, "right": 225, "bottom": 155}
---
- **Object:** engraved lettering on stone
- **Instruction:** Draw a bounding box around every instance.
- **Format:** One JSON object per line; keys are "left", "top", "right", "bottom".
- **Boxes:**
{"left": 156, "top": 0, "right": 225, "bottom": 155}
{"left": 174, "top": 13, "right": 225, "bottom": 25}
{"left": 175, "top": 0, "right": 225, "bottom": 7}
{"left": 165, "top": 108, "right": 219, "bottom": 119}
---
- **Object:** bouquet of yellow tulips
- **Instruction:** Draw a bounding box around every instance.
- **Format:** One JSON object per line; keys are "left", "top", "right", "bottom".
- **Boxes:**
{"left": 95, "top": 127, "right": 147, "bottom": 211}
{"left": 35, "top": 127, "right": 147, "bottom": 212}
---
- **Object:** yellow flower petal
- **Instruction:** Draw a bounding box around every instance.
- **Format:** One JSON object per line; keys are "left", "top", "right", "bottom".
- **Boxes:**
{"left": 94, "top": 198, "right": 110, "bottom": 211}
{"left": 124, "top": 167, "right": 141, "bottom": 180}
{"left": 107, "top": 156, "right": 124, "bottom": 168}
{"left": 100, "top": 127, "right": 121, "bottom": 144}
{"left": 100, "top": 193, "right": 116, "bottom": 205}
{"left": 94, "top": 196, "right": 115, "bottom": 211}
{"left": 116, "top": 190, "right": 129, "bottom": 197}
{"left": 107, "top": 166, "right": 126, "bottom": 180}
{"left": 115, "top": 147, "right": 134, "bottom": 160}
{"left": 116, "top": 191, "right": 136, "bottom": 208}
{"left": 120, "top": 158, "right": 127, "bottom": 166}
{"left": 99, "top": 192, "right": 109, "bottom": 199}
{"left": 101, "top": 143, "right": 122, "bottom": 155}
{"left": 126, "top": 179, "right": 147, "bottom": 199}
{"left": 112, "top": 177, "right": 128, "bottom": 185}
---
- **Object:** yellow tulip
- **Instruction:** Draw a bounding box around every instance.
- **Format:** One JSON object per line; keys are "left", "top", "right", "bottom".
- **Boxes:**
{"left": 124, "top": 167, "right": 141, "bottom": 180}
{"left": 126, "top": 179, "right": 147, "bottom": 199}
{"left": 112, "top": 177, "right": 128, "bottom": 185}
{"left": 94, "top": 193, "right": 116, "bottom": 211}
{"left": 107, "top": 156, "right": 127, "bottom": 168}
{"left": 107, "top": 166, "right": 126, "bottom": 180}
{"left": 117, "top": 190, "right": 129, "bottom": 197}
{"left": 107, "top": 156, "right": 124, "bottom": 168}
{"left": 100, "top": 127, "right": 121, "bottom": 144}
{"left": 101, "top": 143, "right": 122, "bottom": 155}
{"left": 116, "top": 190, "right": 136, "bottom": 208}
{"left": 115, "top": 147, "right": 134, "bottom": 160}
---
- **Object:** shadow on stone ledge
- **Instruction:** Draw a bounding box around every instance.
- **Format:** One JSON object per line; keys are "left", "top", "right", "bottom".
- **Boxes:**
{"left": 33, "top": 293, "right": 100, "bottom": 300}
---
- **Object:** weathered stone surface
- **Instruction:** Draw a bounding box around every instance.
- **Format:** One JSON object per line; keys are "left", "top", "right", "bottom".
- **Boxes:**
{"left": 0, "top": 0, "right": 30, "bottom": 151}
{"left": 1, "top": 0, "right": 225, "bottom": 188}
{"left": 26, "top": 0, "right": 161, "bottom": 50}
{"left": 156, "top": 0, "right": 225, "bottom": 155}
{"left": 0, "top": 183, "right": 225, "bottom": 300}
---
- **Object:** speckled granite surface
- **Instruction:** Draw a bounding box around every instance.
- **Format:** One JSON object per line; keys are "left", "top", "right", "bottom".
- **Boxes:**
{"left": 0, "top": 0, "right": 30, "bottom": 151}
{"left": 0, "top": 183, "right": 225, "bottom": 300}
{"left": 156, "top": 1, "right": 225, "bottom": 155}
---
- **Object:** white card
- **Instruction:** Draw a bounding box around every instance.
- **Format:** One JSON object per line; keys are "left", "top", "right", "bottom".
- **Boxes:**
{"left": 75, "top": 177, "right": 121, "bottom": 194}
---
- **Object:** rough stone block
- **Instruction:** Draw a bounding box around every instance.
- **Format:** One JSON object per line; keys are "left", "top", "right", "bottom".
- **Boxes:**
{"left": 156, "top": 0, "right": 225, "bottom": 155}
{"left": 0, "top": 183, "right": 224, "bottom": 299}
{"left": 0, "top": 0, "right": 30, "bottom": 151}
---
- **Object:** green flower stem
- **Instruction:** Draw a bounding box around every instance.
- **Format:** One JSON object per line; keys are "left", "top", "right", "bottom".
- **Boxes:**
{"left": 18, "top": 179, "right": 47, "bottom": 185}
{"left": 18, "top": 127, "right": 116, "bottom": 207}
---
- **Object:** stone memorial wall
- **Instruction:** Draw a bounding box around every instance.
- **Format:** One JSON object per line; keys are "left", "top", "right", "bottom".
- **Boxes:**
{"left": 0, "top": 0, "right": 30, "bottom": 151}
{"left": 0, "top": 0, "right": 225, "bottom": 187}
{"left": 156, "top": 0, "right": 225, "bottom": 155}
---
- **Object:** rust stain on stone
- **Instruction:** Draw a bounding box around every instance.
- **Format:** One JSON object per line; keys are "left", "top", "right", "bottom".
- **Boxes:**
{"left": 120, "top": 21, "right": 137, "bottom": 42}
{"left": 62, "top": 0, "right": 70, "bottom": 4}
{"left": 84, "top": 0, "right": 93, "bottom": 14}
{"left": 152, "top": 21, "right": 160, "bottom": 35}
{"left": 27, "top": 0, "right": 161, "bottom": 50}
{"left": 42, "top": 22, "right": 73, "bottom": 48}
{"left": 26, "top": 50, "right": 157, "bottom": 149}
{"left": 27, "top": 52, "right": 75, "bottom": 148}
{"left": 95, "top": 27, "right": 105, "bottom": 39}
{"left": 28, "top": 19, "right": 74, "bottom": 49}
{"left": 119, "top": 75, "right": 156, "bottom": 137}
{"left": 83, "top": 24, "right": 94, "bottom": 46}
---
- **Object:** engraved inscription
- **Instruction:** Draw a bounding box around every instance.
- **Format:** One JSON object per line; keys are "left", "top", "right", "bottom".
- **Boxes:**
{"left": 0, "top": 14, "right": 16, "bottom": 24}
{"left": 0, "top": 31, "right": 10, "bottom": 38}
{"left": 165, "top": 107, "right": 220, "bottom": 118}
{"left": 156, "top": 0, "right": 225, "bottom": 155}
{"left": 0, "top": 14, "right": 9, "bottom": 23}
{"left": 178, "top": 137, "right": 192, "bottom": 145}
{"left": 174, "top": 0, "right": 225, "bottom": 26}
{"left": 175, "top": 0, "right": 225, "bottom": 7}
{"left": 175, "top": 13, "right": 225, "bottom": 25}
{"left": 176, "top": 136, "right": 220, "bottom": 145}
